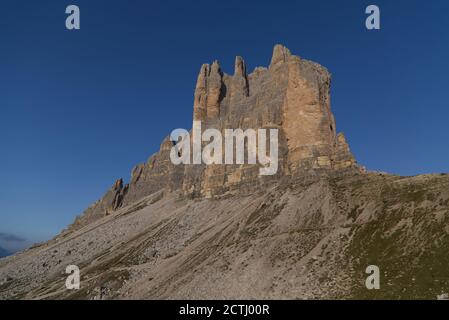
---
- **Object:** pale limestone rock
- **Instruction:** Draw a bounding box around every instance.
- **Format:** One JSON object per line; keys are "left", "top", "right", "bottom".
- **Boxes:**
{"left": 270, "top": 44, "right": 291, "bottom": 67}
{"left": 74, "top": 44, "right": 360, "bottom": 227}
{"left": 232, "top": 56, "right": 249, "bottom": 97}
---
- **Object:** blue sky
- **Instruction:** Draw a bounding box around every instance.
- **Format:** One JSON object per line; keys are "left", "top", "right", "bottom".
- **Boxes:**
{"left": 1, "top": 0, "right": 448, "bottom": 251}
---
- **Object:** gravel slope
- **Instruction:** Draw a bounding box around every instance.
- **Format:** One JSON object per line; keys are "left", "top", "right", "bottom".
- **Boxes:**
{"left": 1, "top": 172, "right": 449, "bottom": 300}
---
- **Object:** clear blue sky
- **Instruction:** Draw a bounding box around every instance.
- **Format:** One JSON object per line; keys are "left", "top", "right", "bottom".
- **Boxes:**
{"left": 1, "top": 0, "right": 448, "bottom": 251}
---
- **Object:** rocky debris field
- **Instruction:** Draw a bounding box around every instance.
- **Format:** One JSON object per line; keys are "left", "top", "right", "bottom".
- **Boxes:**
{"left": 1, "top": 172, "right": 449, "bottom": 300}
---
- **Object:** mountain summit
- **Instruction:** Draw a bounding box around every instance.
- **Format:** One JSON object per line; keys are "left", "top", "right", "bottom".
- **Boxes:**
{"left": 1, "top": 45, "right": 448, "bottom": 300}
{"left": 71, "top": 44, "right": 359, "bottom": 230}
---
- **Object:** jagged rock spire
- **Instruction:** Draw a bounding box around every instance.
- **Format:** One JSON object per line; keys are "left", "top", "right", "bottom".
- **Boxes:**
{"left": 193, "top": 64, "right": 209, "bottom": 121}
{"left": 206, "top": 60, "right": 223, "bottom": 119}
{"left": 234, "top": 56, "right": 246, "bottom": 76}
{"left": 231, "top": 56, "right": 249, "bottom": 97}
{"left": 270, "top": 44, "right": 292, "bottom": 67}
{"left": 193, "top": 61, "right": 224, "bottom": 121}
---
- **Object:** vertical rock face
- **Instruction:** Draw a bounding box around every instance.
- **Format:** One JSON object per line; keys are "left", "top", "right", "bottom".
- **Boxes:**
{"left": 232, "top": 56, "right": 249, "bottom": 98}
{"left": 207, "top": 61, "right": 224, "bottom": 119}
{"left": 193, "top": 64, "right": 208, "bottom": 121}
{"left": 270, "top": 44, "right": 291, "bottom": 66}
{"left": 73, "top": 44, "right": 359, "bottom": 227}
{"left": 193, "top": 61, "right": 224, "bottom": 121}
{"left": 283, "top": 54, "right": 337, "bottom": 171}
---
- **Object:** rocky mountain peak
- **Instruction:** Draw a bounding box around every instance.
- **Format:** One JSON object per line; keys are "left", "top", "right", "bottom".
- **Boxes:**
{"left": 72, "top": 44, "right": 360, "bottom": 227}
{"left": 270, "top": 44, "right": 292, "bottom": 66}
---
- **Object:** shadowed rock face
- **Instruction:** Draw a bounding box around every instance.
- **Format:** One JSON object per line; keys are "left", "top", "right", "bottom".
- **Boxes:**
{"left": 72, "top": 45, "right": 359, "bottom": 228}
